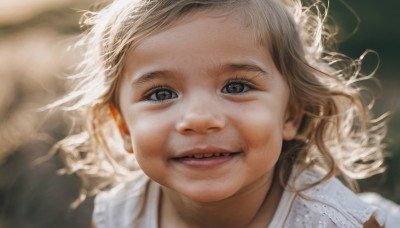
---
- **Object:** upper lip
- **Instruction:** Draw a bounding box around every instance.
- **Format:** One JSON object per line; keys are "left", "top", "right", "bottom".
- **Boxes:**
{"left": 173, "top": 146, "right": 239, "bottom": 159}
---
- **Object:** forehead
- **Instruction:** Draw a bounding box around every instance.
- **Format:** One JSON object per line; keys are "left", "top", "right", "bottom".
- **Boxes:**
{"left": 128, "top": 5, "right": 271, "bottom": 51}
{"left": 123, "top": 10, "right": 272, "bottom": 74}
{"left": 144, "top": 10, "right": 256, "bottom": 47}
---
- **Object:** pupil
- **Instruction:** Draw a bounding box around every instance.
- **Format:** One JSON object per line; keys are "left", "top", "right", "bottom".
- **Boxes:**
{"left": 228, "top": 83, "right": 243, "bottom": 93}
{"left": 156, "top": 90, "right": 170, "bottom": 100}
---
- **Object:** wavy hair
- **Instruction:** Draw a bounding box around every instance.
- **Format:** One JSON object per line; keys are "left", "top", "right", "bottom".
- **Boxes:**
{"left": 51, "top": 0, "right": 386, "bottom": 206}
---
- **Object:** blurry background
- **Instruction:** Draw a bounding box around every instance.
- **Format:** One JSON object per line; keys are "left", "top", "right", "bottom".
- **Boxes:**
{"left": 0, "top": 0, "right": 399, "bottom": 227}
{"left": 0, "top": 0, "right": 94, "bottom": 227}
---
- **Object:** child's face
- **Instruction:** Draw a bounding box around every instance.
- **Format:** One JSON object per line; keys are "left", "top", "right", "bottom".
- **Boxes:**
{"left": 118, "top": 10, "right": 299, "bottom": 202}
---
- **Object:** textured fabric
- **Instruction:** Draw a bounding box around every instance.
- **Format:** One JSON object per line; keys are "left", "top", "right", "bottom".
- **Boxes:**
{"left": 93, "top": 171, "right": 159, "bottom": 228}
{"left": 359, "top": 192, "right": 400, "bottom": 228}
{"left": 93, "top": 168, "right": 390, "bottom": 228}
{"left": 269, "top": 169, "right": 387, "bottom": 227}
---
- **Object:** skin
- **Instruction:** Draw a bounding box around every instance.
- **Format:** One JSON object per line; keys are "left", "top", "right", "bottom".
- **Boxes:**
{"left": 117, "top": 10, "right": 301, "bottom": 228}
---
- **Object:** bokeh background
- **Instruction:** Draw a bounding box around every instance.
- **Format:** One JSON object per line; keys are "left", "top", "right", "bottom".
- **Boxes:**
{"left": 0, "top": 0, "right": 399, "bottom": 227}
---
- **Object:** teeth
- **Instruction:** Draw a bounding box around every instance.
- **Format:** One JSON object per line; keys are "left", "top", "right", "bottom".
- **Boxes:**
{"left": 194, "top": 154, "right": 204, "bottom": 159}
{"left": 183, "top": 152, "right": 233, "bottom": 159}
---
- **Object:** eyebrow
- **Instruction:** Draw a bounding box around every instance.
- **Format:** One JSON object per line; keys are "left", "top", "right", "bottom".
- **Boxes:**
{"left": 131, "top": 63, "right": 271, "bottom": 86}
{"left": 217, "top": 63, "right": 270, "bottom": 76}
{"left": 131, "top": 70, "right": 175, "bottom": 87}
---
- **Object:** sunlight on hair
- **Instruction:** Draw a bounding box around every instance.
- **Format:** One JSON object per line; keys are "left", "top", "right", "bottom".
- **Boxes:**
{"left": 51, "top": 0, "right": 387, "bottom": 201}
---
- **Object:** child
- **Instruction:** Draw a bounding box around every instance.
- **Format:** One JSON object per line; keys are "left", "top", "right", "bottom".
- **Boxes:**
{"left": 54, "top": 0, "right": 396, "bottom": 227}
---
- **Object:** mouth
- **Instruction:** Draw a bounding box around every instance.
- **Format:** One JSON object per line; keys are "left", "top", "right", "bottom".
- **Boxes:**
{"left": 174, "top": 152, "right": 241, "bottom": 159}
{"left": 171, "top": 148, "right": 242, "bottom": 169}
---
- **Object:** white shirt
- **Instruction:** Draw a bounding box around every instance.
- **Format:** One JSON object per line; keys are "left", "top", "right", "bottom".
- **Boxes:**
{"left": 93, "top": 169, "right": 395, "bottom": 227}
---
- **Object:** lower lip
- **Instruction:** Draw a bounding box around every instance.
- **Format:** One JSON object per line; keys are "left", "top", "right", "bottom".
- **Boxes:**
{"left": 172, "top": 153, "right": 240, "bottom": 169}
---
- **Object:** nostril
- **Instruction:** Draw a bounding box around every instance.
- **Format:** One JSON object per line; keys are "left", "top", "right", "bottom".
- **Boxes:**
{"left": 175, "top": 113, "right": 225, "bottom": 134}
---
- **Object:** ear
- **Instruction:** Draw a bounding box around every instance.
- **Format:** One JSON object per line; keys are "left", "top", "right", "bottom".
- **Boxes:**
{"left": 282, "top": 103, "right": 303, "bottom": 141}
{"left": 109, "top": 103, "right": 133, "bottom": 153}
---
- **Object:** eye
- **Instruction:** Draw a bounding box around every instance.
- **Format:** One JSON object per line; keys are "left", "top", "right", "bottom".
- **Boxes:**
{"left": 147, "top": 87, "right": 178, "bottom": 101}
{"left": 221, "top": 81, "right": 251, "bottom": 94}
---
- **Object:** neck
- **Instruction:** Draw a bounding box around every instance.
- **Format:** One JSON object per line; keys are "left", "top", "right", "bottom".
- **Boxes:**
{"left": 159, "top": 172, "right": 283, "bottom": 228}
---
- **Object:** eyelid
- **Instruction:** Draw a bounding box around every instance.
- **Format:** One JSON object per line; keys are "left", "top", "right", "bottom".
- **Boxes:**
{"left": 225, "top": 76, "right": 256, "bottom": 88}
{"left": 143, "top": 84, "right": 161, "bottom": 96}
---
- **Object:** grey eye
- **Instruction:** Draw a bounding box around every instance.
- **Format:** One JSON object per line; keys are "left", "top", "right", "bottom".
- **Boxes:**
{"left": 149, "top": 89, "right": 177, "bottom": 101}
{"left": 222, "top": 82, "right": 249, "bottom": 94}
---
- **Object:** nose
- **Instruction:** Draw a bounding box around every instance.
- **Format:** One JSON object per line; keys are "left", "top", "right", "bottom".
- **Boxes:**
{"left": 175, "top": 98, "right": 226, "bottom": 134}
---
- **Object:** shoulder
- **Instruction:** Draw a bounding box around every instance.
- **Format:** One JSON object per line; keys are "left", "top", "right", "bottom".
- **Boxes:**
{"left": 278, "top": 169, "right": 386, "bottom": 228}
{"left": 93, "top": 171, "right": 160, "bottom": 228}
{"left": 359, "top": 192, "right": 400, "bottom": 228}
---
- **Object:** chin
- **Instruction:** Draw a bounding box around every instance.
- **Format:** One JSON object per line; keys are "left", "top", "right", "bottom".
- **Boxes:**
{"left": 180, "top": 187, "right": 235, "bottom": 203}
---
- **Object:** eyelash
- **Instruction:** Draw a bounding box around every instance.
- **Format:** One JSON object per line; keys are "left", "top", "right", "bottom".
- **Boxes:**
{"left": 144, "top": 84, "right": 178, "bottom": 102}
{"left": 228, "top": 76, "right": 254, "bottom": 85}
{"left": 143, "top": 76, "right": 255, "bottom": 102}
{"left": 222, "top": 76, "right": 254, "bottom": 94}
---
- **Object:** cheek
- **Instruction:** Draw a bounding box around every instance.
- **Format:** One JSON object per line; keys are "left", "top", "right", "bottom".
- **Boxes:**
{"left": 127, "top": 112, "right": 171, "bottom": 159}
{"left": 231, "top": 103, "right": 286, "bottom": 175}
{"left": 249, "top": 117, "right": 283, "bottom": 164}
{"left": 245, "top": 114, "right": 284, "bottom": 173}
{"left": 237, "top": 106, "right": 285, "bottom": 150}
{"left": 126, "top": 113, "right": 172, "bottom": 183}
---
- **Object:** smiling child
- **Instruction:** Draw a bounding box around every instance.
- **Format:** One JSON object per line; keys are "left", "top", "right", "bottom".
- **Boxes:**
{"left": 55, "top": 0, "right": 392, "bottom": 227}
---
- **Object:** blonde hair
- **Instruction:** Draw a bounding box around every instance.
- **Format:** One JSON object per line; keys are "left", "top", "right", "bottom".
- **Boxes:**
{"left": 53, "top": 0, "right": 386, "bottom": 204}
